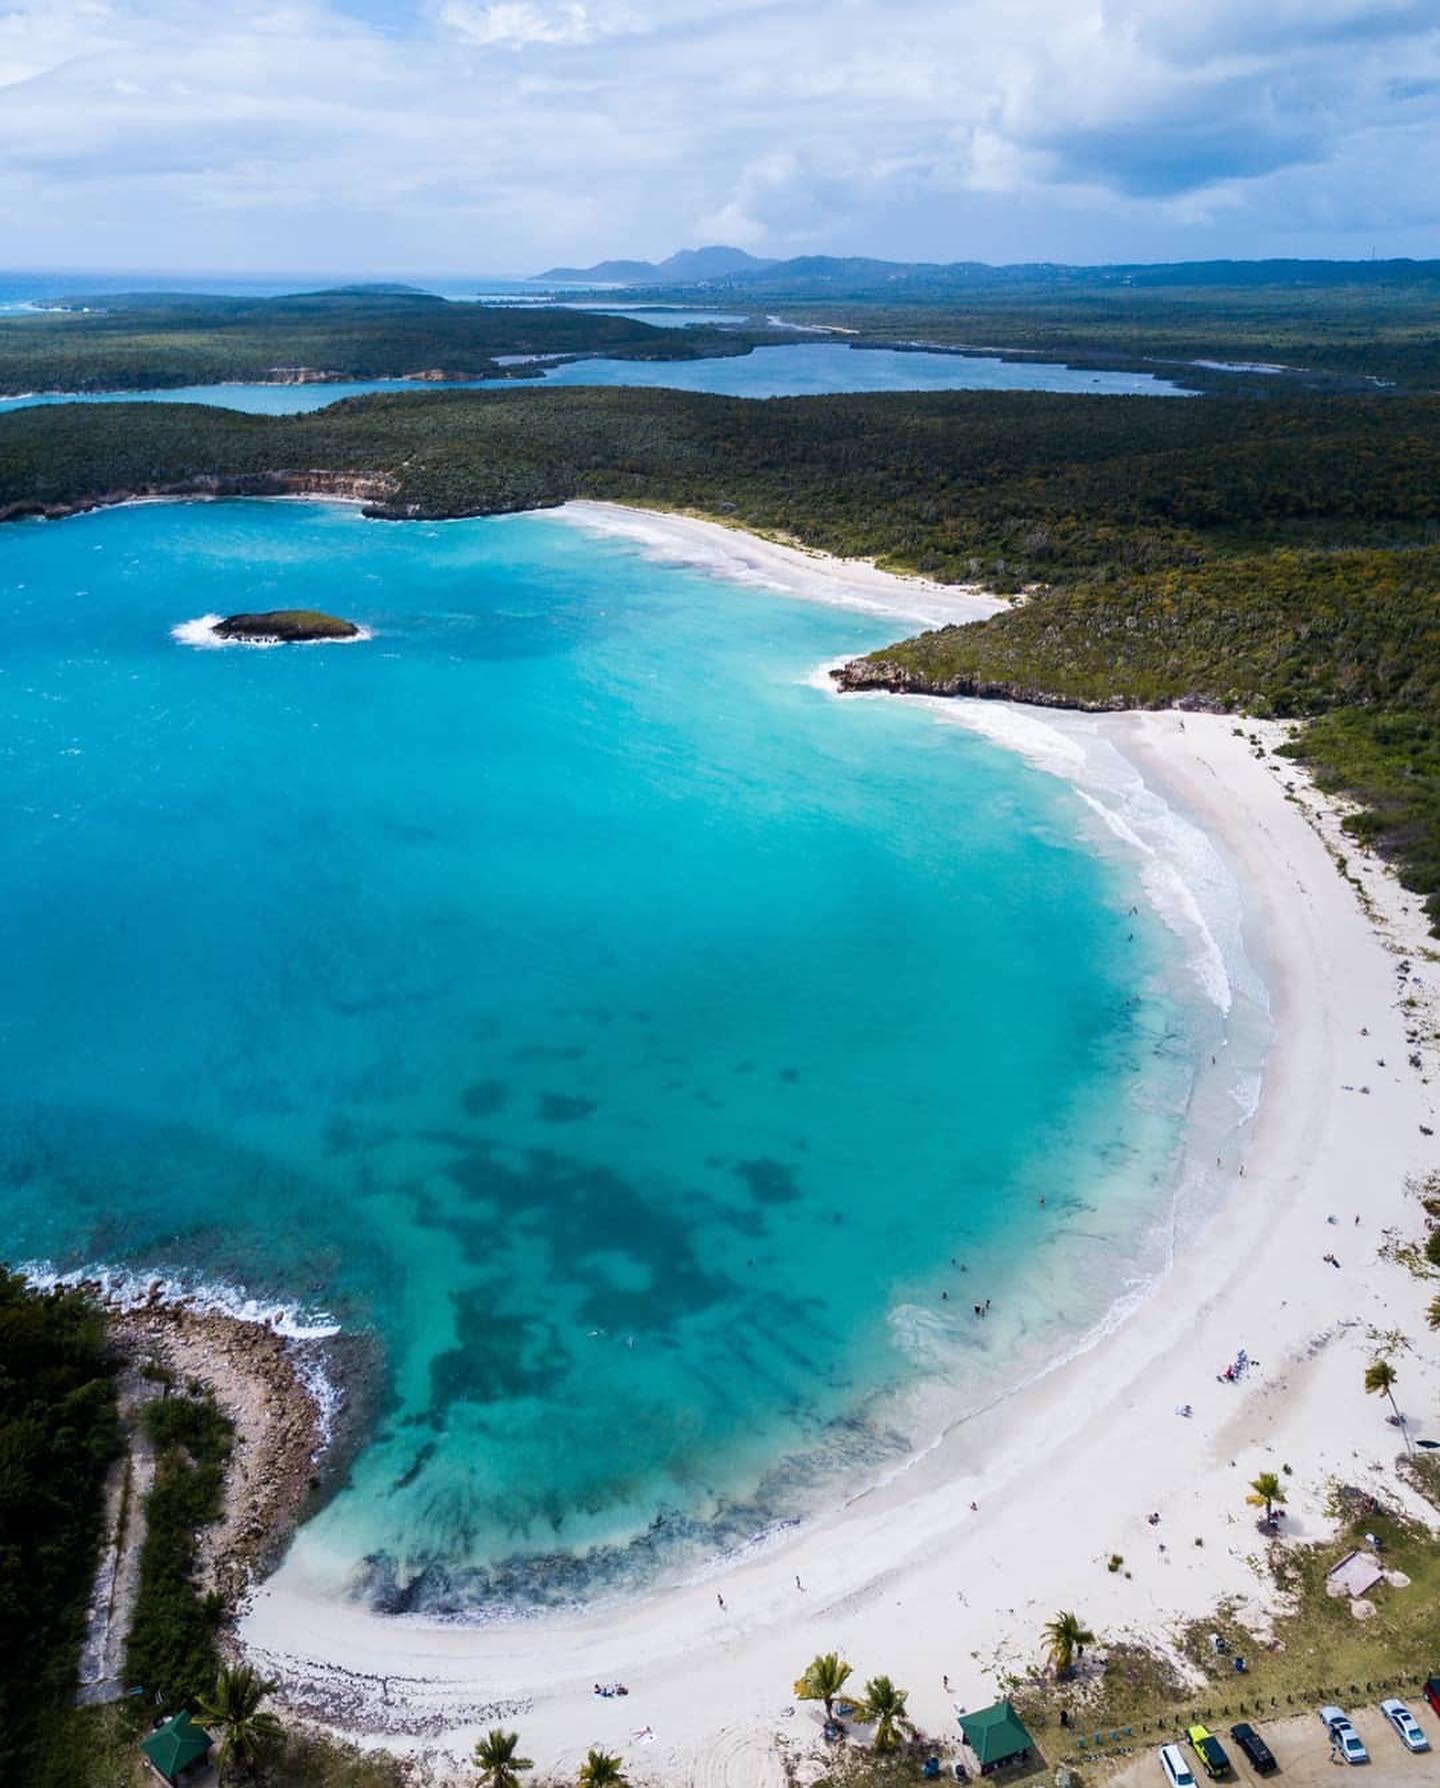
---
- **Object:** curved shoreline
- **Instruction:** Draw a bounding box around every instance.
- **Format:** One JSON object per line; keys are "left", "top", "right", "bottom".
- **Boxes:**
{"left": 237, "top": 707, "right": 1439, "bottom": 1781}
{"left": 10, "top": 499, "right": 1437, "bottom": 1781}
{"left": 216, "top": 514, "right": 1437, "bottom": 1783}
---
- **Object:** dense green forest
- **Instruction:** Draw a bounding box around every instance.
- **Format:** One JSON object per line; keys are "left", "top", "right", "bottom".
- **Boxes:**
{"left": 691, "top": 268, "right": 1440, "bottom": 391}
{"left": 839, "top": 549, "right": 1440, "bottom": 714}
{"left": 0, "top": 288, "right": 757, "bottom": 395}
{"left": 0, "top": 382, "right": 1438, "bottom": 917}
{"left": 3, "top": 385, "right": 1437, "bottom": 570}
{"left": 0, "top": 1271, "right": 119, "bottom": 1785}
{"left": 10, "top": 273, "right": 1440, "bottom": 397}
{"left": 781, "top": 285, "right": 1440, "bottom": 392}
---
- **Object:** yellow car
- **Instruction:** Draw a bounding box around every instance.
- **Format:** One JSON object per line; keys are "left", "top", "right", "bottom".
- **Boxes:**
{"left": 1187, "top": 1724, "right": 1231, "bottom": 1779}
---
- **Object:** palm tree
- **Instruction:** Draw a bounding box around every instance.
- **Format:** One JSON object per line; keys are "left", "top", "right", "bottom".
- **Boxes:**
{"left": 473, "top": 1728, "right": 534, "bottom": 1787}
{"left": 797, "top": 1651, "right": 854, "bottom": 1722}
{"left": 858, "top": 1675, "right": 916, "bottom": 1751}
{"left": 1246, "top": 1470, "right": 1287, "bottom": 1528}
{"left": 195, "top": 1662, "right": 283, "bottom": 1782}
{"left": 1043, "top": 1610, "right": 1095, "bottom": 1679}
{"left": 577, "top": 1749, "right": 627, "bottom": 1787}
{"left": 1364, "top": 1356, "right": 1412, "bottom": 1454}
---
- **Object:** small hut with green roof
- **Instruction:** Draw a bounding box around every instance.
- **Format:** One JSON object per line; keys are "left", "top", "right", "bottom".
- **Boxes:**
{"left": 958, "top": 1699, "right": 1035, "bottom": 1774}
{"left": 139, "top": 1710, "right": 213, "bottom": 1784}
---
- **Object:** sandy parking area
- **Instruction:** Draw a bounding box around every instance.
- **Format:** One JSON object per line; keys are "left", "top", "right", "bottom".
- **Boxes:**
{"left": 1105, "top": 1704, "right": 1439, "bottom": 1788}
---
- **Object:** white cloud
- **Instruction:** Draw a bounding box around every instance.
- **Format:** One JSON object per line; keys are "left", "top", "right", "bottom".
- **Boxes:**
{"left": 0, "top": 0, "right": 1435, "bottom": 271}
{"left": 435, "top": 2, "right": 601, "bottom": 48}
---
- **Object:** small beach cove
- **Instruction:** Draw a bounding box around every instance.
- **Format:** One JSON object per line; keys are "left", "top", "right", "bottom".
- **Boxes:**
{"left": 6, "top": 498, "right": 1434, "bottom": 1786}
{"left": 238, "top": 581, "right": 1440, "bottom": 1788}
{"left": 3, "top": 490, "right": 1242, "bottom": 1596}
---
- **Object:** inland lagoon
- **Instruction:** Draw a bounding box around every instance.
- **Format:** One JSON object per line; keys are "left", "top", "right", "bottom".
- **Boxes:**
{"left": 2, "top": 497, "right": 1260, "bottom": 1614}
{"left": 0, "top": 338, "right": 1189, "bottom": 414}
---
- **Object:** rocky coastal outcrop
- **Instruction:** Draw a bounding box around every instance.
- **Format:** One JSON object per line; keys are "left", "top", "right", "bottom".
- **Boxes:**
{"left": 0, "top": 468, "right": 410, "bottom": 526}
{"left": 213, "top": 609, "right": 361, "bottom": 642}
{"left": 105, "top": 1301, "right": 331, "bottom": 1604}
{"left": 829, "top": 652, "right": 1227, "bottom": 714}
{"left": 263, "top": 368, "right": 347, "bottom": 386}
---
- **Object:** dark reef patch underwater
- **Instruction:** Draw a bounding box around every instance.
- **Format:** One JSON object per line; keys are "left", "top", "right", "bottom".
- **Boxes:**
{"left": 0, "top": 496, "right": 1232, "bottom": 1609}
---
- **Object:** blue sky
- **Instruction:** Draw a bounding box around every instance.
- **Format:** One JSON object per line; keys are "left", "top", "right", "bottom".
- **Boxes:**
{"left": 0, "top": 0, "right": 1436, "bottom": 274}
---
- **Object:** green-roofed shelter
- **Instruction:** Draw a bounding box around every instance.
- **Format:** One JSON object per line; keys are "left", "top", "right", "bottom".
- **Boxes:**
{"left": 139, "top": 1711, "right": 213, "bottom": 1784}
{"left": 959, "top": 1700, "right": 1035, "bottom": 1773}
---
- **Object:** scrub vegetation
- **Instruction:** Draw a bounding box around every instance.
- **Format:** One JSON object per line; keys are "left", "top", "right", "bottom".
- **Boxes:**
{"left": 1006, "top": 1486, "right": 1440, "bottom": 1769}
{"left": 0, "top": 288, "right": 759, "bottom": 395}
{"left": 700, "top": 264, "right": 1440, "bottom": 391}
{"left": 123, "top": 1390, "right": 233, "bottom": 1712}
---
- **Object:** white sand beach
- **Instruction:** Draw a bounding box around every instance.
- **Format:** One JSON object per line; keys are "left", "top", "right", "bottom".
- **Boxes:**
{"left": 238, "top": 510, "right": 1440, "bottom": 1786}
{"left": 554, "top": 499, "right": 1008, "bottom": 629}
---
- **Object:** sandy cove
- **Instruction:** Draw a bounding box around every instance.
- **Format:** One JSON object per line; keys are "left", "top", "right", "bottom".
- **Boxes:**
{"left": 223, "top": 509, "right": 1439, "bottom": 1784}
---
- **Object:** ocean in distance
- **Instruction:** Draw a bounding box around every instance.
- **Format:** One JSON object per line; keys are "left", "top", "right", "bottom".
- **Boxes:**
{"left": 2, "top": 498, "right": 1260, "bottom": 1612}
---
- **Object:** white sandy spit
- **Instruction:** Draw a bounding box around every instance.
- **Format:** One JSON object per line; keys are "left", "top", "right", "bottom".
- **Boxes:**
{"left": 236, "top": 516, "right": 1440, "bottom": 1785}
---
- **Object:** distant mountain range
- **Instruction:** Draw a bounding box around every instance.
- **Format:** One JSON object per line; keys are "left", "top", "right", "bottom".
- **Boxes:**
{"left": 534, "top": 245, "right": 777, "bottom": 285}
{"left": 534, "top": 247, "right": 1440, "bottom": 296}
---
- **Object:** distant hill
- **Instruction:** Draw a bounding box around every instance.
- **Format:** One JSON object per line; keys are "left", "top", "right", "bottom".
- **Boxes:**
{"left": 534, "top": 250, "right": 1440, "bottom": 297}
{"left": 534, "top": 245, "right": 777, "bottom": 285}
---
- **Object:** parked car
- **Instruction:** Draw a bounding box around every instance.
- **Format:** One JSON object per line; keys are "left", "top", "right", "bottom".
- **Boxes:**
{"left": 1424, "top": 1676, "right": 1440, "bottom": 1719}
{"left": 1229, "top": 1722, "right": 1278, "bottom": 1775}
{"left": 1187, "top": 1723, "right": 1231, "bottom": 1779}
{"left": 1160, "top": 1742, "right": 1198, "bottom": 1788}
{"left": 1379, "top": 1699, "right": 1430, "bottom": 1753}
{"left": 1319, "top": 1707, "right": 1369, "bottom": 1765}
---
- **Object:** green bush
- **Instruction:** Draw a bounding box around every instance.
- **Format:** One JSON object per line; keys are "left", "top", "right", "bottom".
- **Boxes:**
{"left": 123, "top": 1392, "right": 233, "bottom": 1712}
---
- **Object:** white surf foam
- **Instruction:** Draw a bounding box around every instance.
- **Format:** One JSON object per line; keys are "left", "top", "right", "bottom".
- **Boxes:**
{"left": 20, "top": 1259, "right": 341, "bottom": 1340}
{"left": 843, "top": 690, "right": 1262, "bottom": 1019}
{"left": 171, "top": 612, "right": 229, "bottom": 648}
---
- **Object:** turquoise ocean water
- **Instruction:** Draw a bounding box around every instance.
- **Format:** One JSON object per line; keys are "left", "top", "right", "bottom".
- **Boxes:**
{"left": 3, "top": 499, "right": 1218, "bottom": 1611}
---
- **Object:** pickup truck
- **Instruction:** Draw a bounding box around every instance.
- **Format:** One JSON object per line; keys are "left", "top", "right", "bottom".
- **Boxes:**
{"left": 1228, "top": 1722, "right": 1277, "bottom": 1776}
{"left": 1187, "top": 1724, "right": 1230, "bottom": 1779}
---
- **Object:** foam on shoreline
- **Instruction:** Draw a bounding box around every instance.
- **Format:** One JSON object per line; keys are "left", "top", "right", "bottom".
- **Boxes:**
{"left": 234, "top": 702, "right": 1439, "bottom": 1779}
{"left": 21, "top": 1259, "right": 341, "bottom": 1339}
{"left": 14, "top": 498, "right": 1437, "bottom": 1781}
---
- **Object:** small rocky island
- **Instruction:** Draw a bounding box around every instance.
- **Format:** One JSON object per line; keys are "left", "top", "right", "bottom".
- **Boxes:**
{"left": 212, "top": 609, "right": 362, "bottom": 643}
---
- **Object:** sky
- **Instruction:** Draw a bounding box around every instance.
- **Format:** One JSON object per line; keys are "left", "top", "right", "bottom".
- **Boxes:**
{"left": 0, "top": 0, "right": 1437, "bottom": 275}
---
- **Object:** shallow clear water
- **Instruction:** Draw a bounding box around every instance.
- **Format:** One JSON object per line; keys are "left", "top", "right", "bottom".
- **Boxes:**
{"left": 0, "top": 341, "right": 1188, "bottom": 414}
{"left": 2, "top": 499, "right": 1210, "bottom": 1609}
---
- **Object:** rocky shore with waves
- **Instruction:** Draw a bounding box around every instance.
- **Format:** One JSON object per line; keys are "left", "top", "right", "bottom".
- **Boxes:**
{"left": 54, "top": 1272, "right": 380, "bottom": 1608}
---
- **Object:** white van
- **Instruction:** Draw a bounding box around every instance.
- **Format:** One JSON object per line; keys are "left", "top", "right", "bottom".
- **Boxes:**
{"left": 1160, "top": 1742, "right": 1197, "bottom": 1788}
